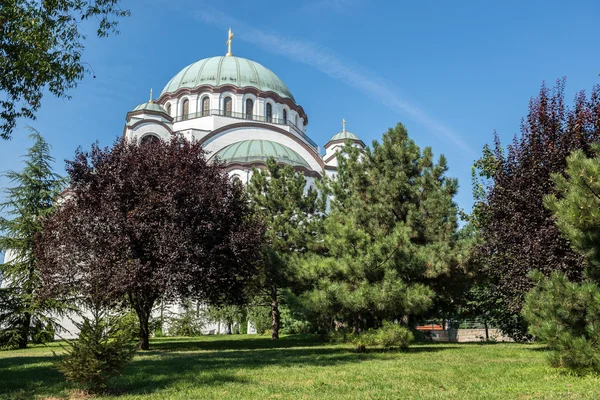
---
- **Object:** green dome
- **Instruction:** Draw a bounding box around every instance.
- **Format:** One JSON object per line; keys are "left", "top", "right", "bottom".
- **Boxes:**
{"left": 132, "top": 101, "right": 167, "bottom": 114}
{"left": 161, "top": 56, "right": 294, "bottom": 101}
{"left": 213, "top": 140, "right": 310, "bottom": 169}
{"left": 330, "top": 130, "right": 359, "bottom": 141}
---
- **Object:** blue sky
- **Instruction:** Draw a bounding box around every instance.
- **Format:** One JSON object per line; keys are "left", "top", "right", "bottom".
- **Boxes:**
{"left": 1, "top": 0, "right": 599, "bottom": 214}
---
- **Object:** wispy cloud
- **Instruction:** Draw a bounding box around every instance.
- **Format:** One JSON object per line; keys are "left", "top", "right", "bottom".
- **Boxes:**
{"left": 195, "top": 7, "right": 473, "bottom": 154}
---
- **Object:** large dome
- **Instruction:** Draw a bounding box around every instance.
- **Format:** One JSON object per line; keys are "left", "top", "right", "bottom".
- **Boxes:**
{"left": 212, "top": 140, "right": 310, "bottom": 169}
{"left": 160, "top": 56, "right": 294, "bottom": 101}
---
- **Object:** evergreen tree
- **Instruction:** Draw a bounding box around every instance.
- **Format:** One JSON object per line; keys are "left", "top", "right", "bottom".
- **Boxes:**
{"left": 246, "top": 158, "right": 326, "bottom": 340}
{"left": 0, "top": 128, "right": 65, "bottom": 348}
{"left": 522, "top": 144, "right": 600, "bottom": 373}
{"left": 304, "top": 123, "right": 461, "bottom": 332}
{"left": 545, "top": 143, "right": 600, "bottom": 281}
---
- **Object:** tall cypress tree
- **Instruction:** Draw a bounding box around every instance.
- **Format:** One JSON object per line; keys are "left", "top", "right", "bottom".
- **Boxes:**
{"left": 0, "top": 128, "right": 65, "bottom": 348}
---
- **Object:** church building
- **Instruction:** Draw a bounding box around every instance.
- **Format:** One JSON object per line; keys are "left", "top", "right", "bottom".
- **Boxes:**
{"left": 123, "top": 29, "right": 365, "bottom": 184}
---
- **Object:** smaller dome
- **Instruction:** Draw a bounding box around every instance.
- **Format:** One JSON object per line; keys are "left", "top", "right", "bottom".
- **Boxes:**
{"left": 132, "top": 101, "right": 167, "bottom": 114}
{"left": 330, "top": 130, "right": 360, "bottom": 141}
{"left": 213, "top": 140, "right": 310, "bottom": 169}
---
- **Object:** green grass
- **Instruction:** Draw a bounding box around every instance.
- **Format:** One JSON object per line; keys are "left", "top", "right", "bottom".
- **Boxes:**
{"left": 1, "top": 335, "right": 599, "bottom": 399}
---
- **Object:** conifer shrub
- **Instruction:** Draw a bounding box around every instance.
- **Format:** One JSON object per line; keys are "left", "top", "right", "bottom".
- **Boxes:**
{"left": 523, "top": 271, "right": 600, "bottom": 374}
{"left": 58, "top": 309, "right": 135, "bottom": 392}
{"left": 351, "top": 322, "right": 414, "bottom": 352}
{"left": 375, "top": 321, "right": 414, "bottom": 350}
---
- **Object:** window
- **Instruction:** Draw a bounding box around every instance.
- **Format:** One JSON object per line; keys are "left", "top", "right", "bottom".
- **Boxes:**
{"left": 224, "top": 97, "right": 232, "bottom": 117}
{"left": 231, "top": 174, "right": 242, "bottom": 185}
{"left": 202, "top": 97, "right": 210, "bottom": 116}
{"left": 140, "top": 134, "right": 160, "bottom": 146}
{"left": 295, "top": 114, "right": 298, "bottom": 126}
{"left": 166, "top": 103, "right": 171, "bottom": 116}
{"left": 266, "top": 103, "right": 272, "bottom": 122}
{"left": 245, "top": 99, "right": 254, "bottom": 120}
{"left": 283, "top": 109, "right": 287, "bottom": 124}
{"left": 182, "top": 99, "right": 189, "bottom": 120}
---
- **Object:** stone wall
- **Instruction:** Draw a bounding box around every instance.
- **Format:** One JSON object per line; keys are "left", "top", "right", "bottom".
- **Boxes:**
{"left": 425, "top": 328, "right": 512, "bottom": 343}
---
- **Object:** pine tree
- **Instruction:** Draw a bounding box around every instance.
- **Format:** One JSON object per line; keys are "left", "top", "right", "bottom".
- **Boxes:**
{"left": 0, "top": 128, "right": 65, "bottom": 348}
{"left": 246, "top": 158, "right": 326, "bottom": 340}
{"left": 522, "top": 144, "right": 600, "bottom": 373}
{"left": 304, "top": 123, "right": 461, "bottom": 332}
{"left": 545, "top": 143, "right": 600, "bottom": 282}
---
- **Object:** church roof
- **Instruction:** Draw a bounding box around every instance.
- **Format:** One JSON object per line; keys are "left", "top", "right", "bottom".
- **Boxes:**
{"left": 160, "top": 56, "right": 295, "bottom": 101}
{"left": 330, "top": 130, "right": 360, "bottom": 141}
{"left": 213, "top": 140, "right": 310, "bottom": 169}
{"left": 132, "top": 101, "right": 167, "bottom": 114}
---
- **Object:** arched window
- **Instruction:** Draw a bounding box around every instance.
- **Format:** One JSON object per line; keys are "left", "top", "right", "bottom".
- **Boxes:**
{"left": 245, "top": 99, "right": 254, "bottom": 120}
{"left": 231, "top": 174, "right": 242, "bottom": 185}
{"left": 266, "top": 103, "right": 272, "bottom": 123}
{"left": 140, "top": 134, "right": 160, "bottom": 146}
{"left": 223, "top": 97, "right": 232, "bottom": 117}
{"left": 202, "top": 97, "right": 210, "bottom": 116}
{"left": 182, "top": 99, "right": 189, "bottom": 120}
{"left": 283, "top": 109, "right": 287, "bottom": 124}
{"left": 166, "top": 103, "right": 171, "bottom": 116}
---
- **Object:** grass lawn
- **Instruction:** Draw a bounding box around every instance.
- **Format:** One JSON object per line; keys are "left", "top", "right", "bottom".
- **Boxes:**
{"left": 1, "top": 335, "right": 599, "bottom": 399}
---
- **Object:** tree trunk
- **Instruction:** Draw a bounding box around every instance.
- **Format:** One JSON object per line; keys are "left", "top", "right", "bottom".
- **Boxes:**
{"left": 18, "top": 312, "right": 31, "bottom": 349}
{"left": 131, "top": 294, "right": 156, "bottom": 350}
{"left": 484, "top": 319, "right": 489, "bottom": 341}
{"left": 270, "top": 286, "right": 280, "bottom": 340}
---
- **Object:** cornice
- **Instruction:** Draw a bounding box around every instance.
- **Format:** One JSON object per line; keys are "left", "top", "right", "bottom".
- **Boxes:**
{"left": 324, "top": 138, "right": 366, "bottom": 149}
{"left": 126, "top": 109, "right": 174, "bottom": 123}
{"left": 224, "top": 162, "right": 322, "bottom": 179}
{"left": 197, "top": 122, "right": 324, "bottom": 169}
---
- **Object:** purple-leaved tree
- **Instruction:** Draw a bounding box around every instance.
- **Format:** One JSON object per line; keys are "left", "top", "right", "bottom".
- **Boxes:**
{"left": 37, "top": 137, "right": 263, "bottom": 349}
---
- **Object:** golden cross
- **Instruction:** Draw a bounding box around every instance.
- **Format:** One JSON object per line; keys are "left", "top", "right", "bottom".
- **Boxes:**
{"left": 226, "top": 28, "right": 234, "bottom": 56}
{"left": 342, "top": 118, "right": 346, "bottom": 133}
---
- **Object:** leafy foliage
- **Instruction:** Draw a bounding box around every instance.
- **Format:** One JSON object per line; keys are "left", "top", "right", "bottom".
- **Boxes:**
{"left": 246, "top": 158, "right": 326, "bottom": 339}
{"left": 58, "top": 305, "right": 135, "bottom": 392}
{"left": 0, "top": 0, "right": 130, "bottom": 139}
{"left": 473, "top": 80, "right": 600, "bottom": 340}
{"left": 167, "top": 300, "right": 205, "bottom": 337}
{"left": 351, "top": 322, "right": 414, "bottom": 352}
{"left": 304, "top": 123, "right": 461, "bottom": 332}
{"left": 37, "top": 137, "right": 262, "bottom": 349}
{"left": 0, "top": 129, "right": 65, "bottom": 348}
{"left": 523, "top": 271, "right": 600, "bottom": 374}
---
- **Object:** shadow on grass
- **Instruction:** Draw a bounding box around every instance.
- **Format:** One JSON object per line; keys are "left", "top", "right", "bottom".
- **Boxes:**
{"left": 150, "top": 334, "right": 324, "bottom": 352}
{"left": 0, "top": 335, "right": 458, "bottom": 398}
{"left": 0, "top": 355, "right": 68, "bottom": 400}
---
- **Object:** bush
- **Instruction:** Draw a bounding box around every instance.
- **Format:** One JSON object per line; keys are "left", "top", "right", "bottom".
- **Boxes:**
{"left": 167, "top": 304, "right": 204, "bottom": 337}
{"left": 375, "top": 321, "right": 414, "bottom": 349}
{"left": 350, "top": 322, "right": 414, "bottom": 352}
{"left": 248, "top": 305, "right": 271, "bottom": 335}
{"left": 523, "top": 271, "right": 600, "bottom": 374}
{"left": 31, "top": 321, "right": 54, "bottom": 344}
{"left": 58, "top": 309, "right": 136, "bottom": 392}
